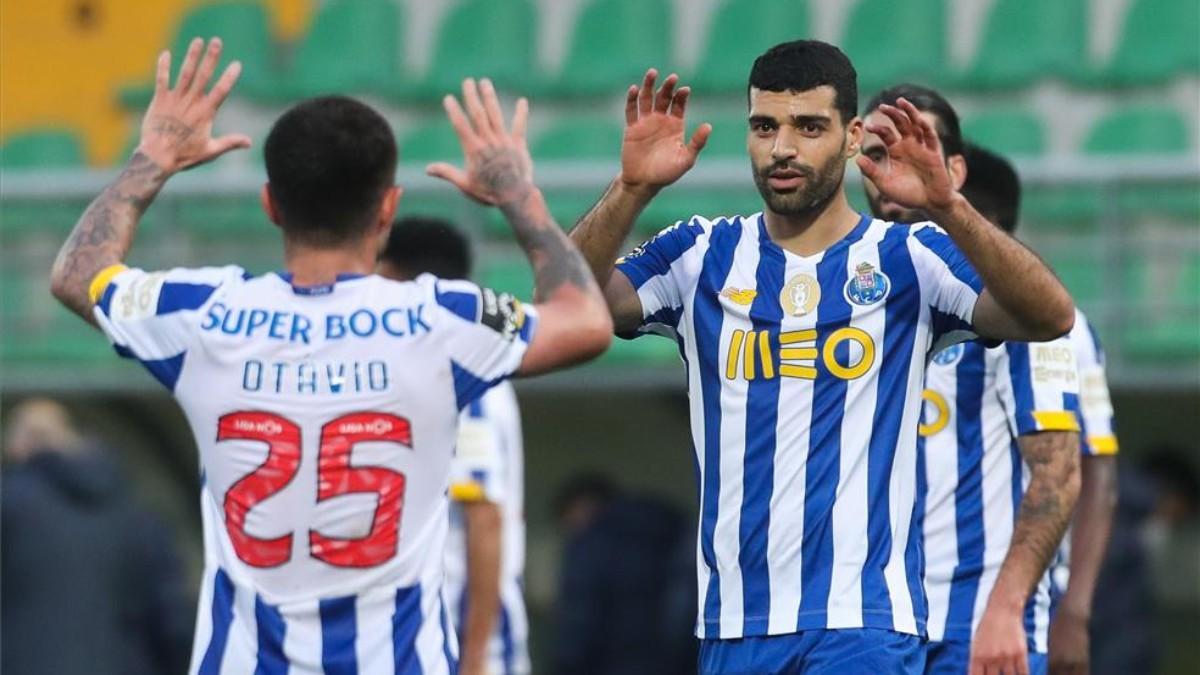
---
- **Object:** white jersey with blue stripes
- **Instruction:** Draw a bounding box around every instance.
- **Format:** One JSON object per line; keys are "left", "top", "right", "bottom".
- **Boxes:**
{"left": 615, "top": 212, "right": 987, "bottom": 639}
{"left": 443, "top": 382, "right": 530, "bottom": 675}
{"left": 90, "top": 266, "right": 537, "bottom": 675}
{"left": 919, "top": 337, "right": 1080, "bottom": 652}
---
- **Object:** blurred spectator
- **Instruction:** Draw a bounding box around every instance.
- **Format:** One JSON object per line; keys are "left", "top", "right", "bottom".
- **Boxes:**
{"left": 1140, "top": 446, "right": 1200, "bottom": 610}
{"left": 551, "top": 473, "right": 697, "bottom": 675}
{"left": 1, "top": 399, "right": 193, "bottom": 675}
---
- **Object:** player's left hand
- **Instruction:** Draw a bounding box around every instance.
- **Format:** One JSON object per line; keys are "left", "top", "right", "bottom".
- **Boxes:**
{"left": 428, "top": 78, "right": 533, "bottom": 207}
{"left": 1047, "top": 609, "right": 1090, "bottom": 675}
{"left": 971, "top": 605, "right": 1030, "bottom": 675}
{"left": 856, "top": 97, "right": 956, "bottom": 214}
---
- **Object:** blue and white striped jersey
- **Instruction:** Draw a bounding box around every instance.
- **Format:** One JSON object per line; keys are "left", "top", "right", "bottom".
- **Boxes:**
{"left": 615, "top": 213, "right": 987, "bottom": 639}
{"left": 444, "top": 383, "right": 531, "bottom": 675}
{"left": 89, "top": 265, "right": 537, "bottom": 675}
{"left": 919, "top": 337, "right": 1080, "bottom": 652}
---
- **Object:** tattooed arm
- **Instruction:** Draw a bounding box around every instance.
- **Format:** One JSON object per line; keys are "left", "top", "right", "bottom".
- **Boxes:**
{"left": 427, "top": 78, "right": 612, "bottom": 374}
{"left": 971, "top": 430, "right": 1082, "bottom": 675}
{"left": 50, "top": 37, "right": 250, "bottom": 323}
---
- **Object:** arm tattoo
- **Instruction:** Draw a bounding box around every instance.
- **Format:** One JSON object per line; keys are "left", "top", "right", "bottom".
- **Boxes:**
{"left": 50, "top": 152, "right": 168, "bottom": 321}
{"left": 1005, "top": 431, "right": 1080, "bottom": 595}
{"left": 500, "top": 189, "right": 593, "bottom": 302}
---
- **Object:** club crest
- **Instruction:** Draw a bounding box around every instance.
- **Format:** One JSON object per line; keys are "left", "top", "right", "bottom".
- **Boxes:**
{"left": 844, "top": 262, "right": 890, "bottom": 306}
{"left": 780, "top": 273, "right": 821, "bottom": 317}
{"left": 931, "top": 343, "right": 964, "bottom": 366}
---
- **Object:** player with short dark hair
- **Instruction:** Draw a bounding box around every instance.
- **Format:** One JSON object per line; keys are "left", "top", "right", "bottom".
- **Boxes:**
{"left": 49, "top": 37, "right": 611, "bottom": 674}
{"left": 568, "top": 38, "right": 1075, "bottom": 673}
{"left": 959, "top": 144, "right": 1021, "bottom": 234}
{"left": 379, "top": 216, "right": 473, "bottom": 281}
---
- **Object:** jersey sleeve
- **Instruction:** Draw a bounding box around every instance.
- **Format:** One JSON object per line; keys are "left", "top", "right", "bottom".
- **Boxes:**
{"left": 1072, "top": 312, "right": 1119, "bottom": 455}
{"left": 89, "top": 264, "right": 245, "bottom": 390}
{"left": 448, "top": 397, "right": 506, "bottom": 504}
{"left": 1000, "top": 337, "right": 1082, "bottom": 437}
{"left": 907, "top": 223, "right": 991, "bottom": 353}
{"left": 432, "top": 277, "right": 538, "bottom": 410}
{"left": 612, "top": 217, "right": 708, "bottom": 341}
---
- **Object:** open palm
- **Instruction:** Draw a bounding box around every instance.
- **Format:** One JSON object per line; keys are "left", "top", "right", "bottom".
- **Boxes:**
{"left": 856, "top": 98, "right": 956, "bottom": 213}
{"left": 619, "top": 69, "right": 711, "bottom": 189}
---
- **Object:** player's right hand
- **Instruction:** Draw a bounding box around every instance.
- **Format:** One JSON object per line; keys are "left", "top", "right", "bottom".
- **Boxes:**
{"left": 137, "top": 37, "right": 251, "bottom": 174}
{"left": 617, "top": 69, "right": 711, "bottom": 192}
{"left": 971, "top": 605, "right": 1031, "bottom": 675}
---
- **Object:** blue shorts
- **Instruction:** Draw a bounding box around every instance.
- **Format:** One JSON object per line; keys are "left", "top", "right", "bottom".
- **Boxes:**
{"left": 924, "top": 639, "right": 1047, "bottom": 675}
{"left": 699, "top": 628, "right": 925, "bottom": 675}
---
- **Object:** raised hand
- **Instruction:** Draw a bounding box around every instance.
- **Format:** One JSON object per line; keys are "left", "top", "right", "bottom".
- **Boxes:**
{"left": 856, "top": 97, "right": 956, "bottom": 214}
{"left": 137, "top": 37, "right": 251, "bottom": 174}
{"left": 427, "top": 78, "right": 533, "bottom": 207}
{"left": 618, "top": 69, "right": 711, "bottom": 191}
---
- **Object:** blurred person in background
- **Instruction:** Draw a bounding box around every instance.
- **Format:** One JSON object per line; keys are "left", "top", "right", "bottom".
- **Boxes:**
{"left": 862, "top": 88, "right": 1083, "bottom": 675}
{"left": 1138, "top": 447, "right": 1200, "bottom": 610}
{"left": 378, "top": 216, "right": 532, "bottom": 675}
{"left": 1, "top": 398, "right": 192, "bottom": 675}
{"left": 551, "top": 473, "right": 697, "bottom": 675}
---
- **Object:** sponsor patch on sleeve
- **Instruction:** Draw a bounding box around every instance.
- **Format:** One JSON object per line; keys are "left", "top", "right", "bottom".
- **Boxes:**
{"left": 479, "top": 287, "right": 525, "bottom": 341}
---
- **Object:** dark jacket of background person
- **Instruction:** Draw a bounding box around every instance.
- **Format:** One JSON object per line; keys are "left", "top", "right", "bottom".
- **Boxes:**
{"left": 553, "top": 494, "right": 698, "bottom": 675}
{"left": 1, "top": 446, "right": 193, "bottom": 675}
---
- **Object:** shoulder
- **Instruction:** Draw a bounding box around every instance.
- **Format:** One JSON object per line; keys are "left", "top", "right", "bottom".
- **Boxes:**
{"left": 98, "top": 264, "right": 248, "bottom": 317}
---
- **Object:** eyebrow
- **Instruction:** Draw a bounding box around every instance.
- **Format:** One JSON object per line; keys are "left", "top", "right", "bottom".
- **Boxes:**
{"left": 747, "top": 114, "right": 833, "bottom": 126}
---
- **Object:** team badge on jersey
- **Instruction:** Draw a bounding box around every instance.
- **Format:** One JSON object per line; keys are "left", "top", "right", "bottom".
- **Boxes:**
{"left": 932, "top": 343, "right": 964, "bottom": 366}
{"left": 720, "top": 287, "right": 758, "bottom": 306}
{"left": 480, "top": 288, "right": 525, "bottom": 341}
{"left": 844, "top": 262, "right": 890, "bottom": 306}
{"left": 780, "top": 273, "right": 820, "bottom": 317}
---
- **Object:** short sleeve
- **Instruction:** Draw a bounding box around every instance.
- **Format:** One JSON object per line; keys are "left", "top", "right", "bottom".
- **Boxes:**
{"left": 1001, "top": 337, "right": 1082, "bottom": 436}
{"left": 1072, "top": 313, "right": 1119, "bottom": 455}
{"left": 432, "top": 277, "right": 538, "bottom": 410}
{"left": 90, "top": 264, "right": 245, "bottom": 390}
{"left": 448, "top": 397, "right": 505, "bottom": 504}
{"left": 613, "top": 218, "right": 708, "bottom": 341}
{"left": 906, "top": 223, "right": 992, "bottom": 355}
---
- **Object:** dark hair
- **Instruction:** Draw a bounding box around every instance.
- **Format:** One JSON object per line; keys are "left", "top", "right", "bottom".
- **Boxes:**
{"left": 864, "top": 83, "right": 963, "bottom": 158}
{"left": 264, "top": 96, "right": 397, "bottom": 247}
{"left": 552, "top": 472, "right": 618, "bottom": 521}
{"left": 748, "top": 40, "right": 858, "bottom": 124}
{"left": 1142, "top": 446, "right": 1200, "bottom": 513}
{"left": 379, "top": 216, "right": 472, "bottom": 280}
{"left": 961, "top": 143, "right": 1021, "bottom": 233}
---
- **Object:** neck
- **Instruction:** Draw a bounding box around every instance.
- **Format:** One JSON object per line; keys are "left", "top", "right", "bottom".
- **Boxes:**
{"left": 283, "top": 237, "right": 377, "bottom": 286}
{"left": 762, "top": 188, "right": 862, "bottom": 257}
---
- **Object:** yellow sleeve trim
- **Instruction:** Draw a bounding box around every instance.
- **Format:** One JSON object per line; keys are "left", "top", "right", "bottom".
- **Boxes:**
{"left": 1032, "top": 411, "right": 1081, "bottom": 432}
{"left": 1087, "top": 435, "right": 1119, "bottom": 455}
{"left": 449, "top": 482, "right": 486, "bottom": 502}
{"left": 88, "top": 264, "right": 128, "bottom": 304}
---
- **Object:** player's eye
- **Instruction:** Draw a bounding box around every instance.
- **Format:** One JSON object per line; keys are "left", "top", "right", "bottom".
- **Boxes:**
{"left": 800, "top": 122, "right": 823, "bottom": 136}
{"left": 864, "top": 148, "right": 886, "bottom": 162}
{"left": 751, "top": 121, "right": 776, "bottom": 135}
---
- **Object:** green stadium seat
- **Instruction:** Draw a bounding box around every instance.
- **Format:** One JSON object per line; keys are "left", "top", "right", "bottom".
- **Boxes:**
{"left": 480, "top": 257, "right": 534, "bottom": 298}
{"left": 961, "top": 109, "right": 1046, "bottom": 157}
{"left": 398, "top": 119, "right": 462, "bottom": 163}
{"left": 958, "top": 0, "right": 1088, "bottom": 89}
{"left": 421, "top": 0, "right": 537, "bottom": 96}
{"left": 842, "top": 0, "right": 945, "bottom": 98}
{"left": 0, "top": 130, "right": 85, "bottom": 168}
{"left": 531, "top": 117, "right": 624, "bottom": 159}
{"left": 120, "top": 1, "right": 277, "bottom": 106}
{"left": 1123, "top": 253, "right": 1200, "bottom": 360}
{"left": 553, "top": 0, "right": 672, "bottom": 96}
{"left": 691, "top": 0, "right": 811, "bottom": 93}
{"left": 1083, "top": 106, "right": 1190, "bottom": 156}
{"left": 1100, "top": 0, "right": 1200, "bottom": 86}
{"left": 597, "top": 333, "right": 682, "bottom": 366}
{"left": 1047, "top": 251, "right": 1103, "bottom": 306}
{"left": 277, "top": 0, "right": 405, "bottom": 99}
{"left": 174, "top": 194, "right": 267, "bottom": 235}
{"left": 702, "top": 114, "right": 750, "bottom": 158}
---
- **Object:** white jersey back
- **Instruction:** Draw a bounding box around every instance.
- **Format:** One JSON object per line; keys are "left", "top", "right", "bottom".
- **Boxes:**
{"left": 443, "top": 382, "right": 530, "bottom": 675}
{"left": 91, "top": 265, "right": 536, "bottom": 675}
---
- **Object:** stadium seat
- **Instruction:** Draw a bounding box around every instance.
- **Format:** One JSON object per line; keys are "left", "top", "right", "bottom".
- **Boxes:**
{"left": 531, "top": 117, "right": 624, "bottom": 159}
{"left": 276, "top": 0, "right": 405, "bottom": 99}
{"left": 398, "top": 118, "right": 463, "bottom": 163}
{"left": 841, "top": 0, "right": 946, "bottom": 98}
{"left": 958, "top": 0, "right": 1088, "bottom": 88}
{"left": 0, "top": 129, "right": 85, "bottom": 168}
{"left": 1083, "top": 106, "right": 1190, "bottom": 156}
{"left": 1046, "top": 251, "right": 1103, "bottom": 306}
{"left": 1099, "top": 0, "right": 1200, "bottom": 86}
{"left": 691, "top": 0, "right": 812, "bottom": 93}
{"left": 961, "top": 109, "right": 1046, "bottom": 157}
{"left": 597, "top": 333, "right": 682, "bottom": 366}
{"left": 553, "top": 0, "right": 673, "bottom": 96}
{"left": 480, "top": 258, "right": 535, "bottom": 298}
{"left": 701, "top": 114, "right": 750, "bottom": 158}
{"left": 421, "top": 0, "right": 538, "bottom": 96}
{"left": 1123, "top": 253, "right": 1200, "bottom": 360}
{"left": 119, "top": 1, "right": 277, "bottom": 106}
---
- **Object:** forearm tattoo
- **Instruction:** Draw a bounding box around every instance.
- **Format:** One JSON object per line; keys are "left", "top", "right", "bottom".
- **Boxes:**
{"left": 1008, "top": 432, "right": 1079, "bottom": 593}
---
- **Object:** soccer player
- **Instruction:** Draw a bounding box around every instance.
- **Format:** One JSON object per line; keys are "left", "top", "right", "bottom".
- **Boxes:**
{"left": 955, "top": 144, "right": 1119, "bottom": 675}
{"left": 862, "top": 86, "right": 1083, "bottom": 675}
{"left": 378, "top": 217, "right": 531, "bottom": 675}
{"left": 48, "top": 38, "right": 611, "bottom": 674}
{"left": 568, "top": 39, "right": 1075, "bottom": 673}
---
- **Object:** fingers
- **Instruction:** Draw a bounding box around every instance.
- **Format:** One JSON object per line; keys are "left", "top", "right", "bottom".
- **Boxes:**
{"left": 855, "top": 154, "right": 881, "bottom": 182}
{"left": 654, "top": 73, "right": 678, "bottom": 114}
{"left": 864, "top": 121, "right": 900, "bottom": 146}
{"left": 154, "top": 50, "right": 170, "bottom": 96}
{"left": 425, "top": 162, "right": 472, "bottom": 192}
{"left": 638, "top": 68, "right": 658, "bottom": 117}
{"left": 478, "top": 78, "right": 506, "bottom": 136}
{"left": 511, "top": 97, "right": 529, "bottom": 141}
{"left": 624, "top": 85, "right": 639, "bottom": 126}
{"left": 188, "top": 37, "right": 223, "bottom": 98}
{"left": 670, "top": 86, "right": 691, "bottom": 119}
{"left": 461, "top": 79, "right": 493, "bottom": 140}
{"left": 442, "top": 94, "right": 478, "bottom": 150}
{"left": 174, "top": 37, "right": 204, "bottom": 92}
{"left": 205, "top": 61, "right": 242, "bottom": 109}
{"left": 211, "top": 133, "right": 253, "bottom": 156}
{"left": 899, "top": 97, "right": 942, "bottom": 154}
{"left": 877, "top": 103, "right": 914, "bottom": 139}
{"left": 688, "top": 122, "right": 712, "bottom": 156}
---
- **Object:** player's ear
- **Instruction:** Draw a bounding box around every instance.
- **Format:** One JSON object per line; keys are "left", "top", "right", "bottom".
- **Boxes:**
{"left": 947, "top": 154, "right": 967, "bottom": 191}
{"left": 845, "top": 115, "right": 864, "bottom": 158}
{"left": 378, "top": 186, "right": 403, "bottom": 227}
{"left": 260, "top": 184, "right": 283, "bottom": 227}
